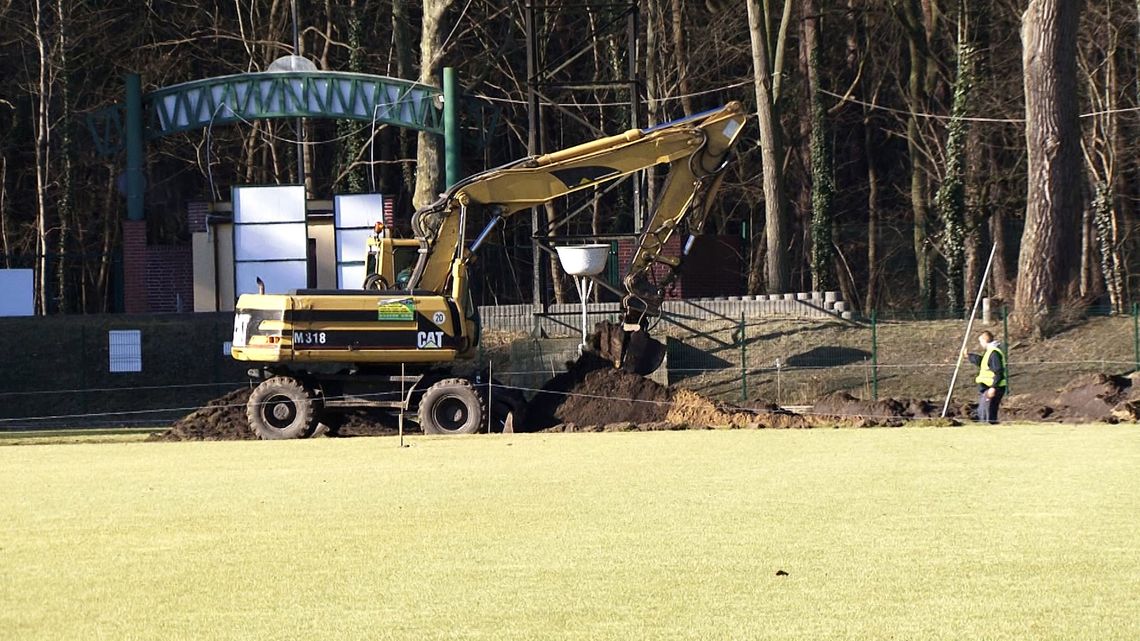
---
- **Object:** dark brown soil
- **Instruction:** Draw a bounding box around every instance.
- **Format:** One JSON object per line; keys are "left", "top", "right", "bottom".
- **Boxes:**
{"left": 1004, "top": 373, "right": 1140, "bottom": 423}
{"left": 155, "top": 364, "right": 1139, "bottom": 442}
{"left": 811, "top": 392, "right": 968, "bottom": 426}
{"left": 526, "top": 353, "right": 672, "bottom": 429}
{"left": 151, "top": 388, "right": 402, "bottom": 441}
{"left": 151, "top": 387, "right": 255, "bottom": 441}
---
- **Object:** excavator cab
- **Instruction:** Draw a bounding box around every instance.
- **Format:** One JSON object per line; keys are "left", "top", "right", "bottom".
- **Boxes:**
{"left": 363, "top": 223, "right": 419, "bottom": 290}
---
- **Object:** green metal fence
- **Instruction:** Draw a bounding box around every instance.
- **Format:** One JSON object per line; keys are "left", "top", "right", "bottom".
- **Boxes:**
{"left": 638, "top": 304, "right": 1140, "bottom": 407}
{"left": 1, "top": 304, "right": 1138, "bottom": 428}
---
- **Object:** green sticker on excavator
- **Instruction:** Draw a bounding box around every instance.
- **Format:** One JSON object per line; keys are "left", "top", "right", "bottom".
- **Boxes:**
{"left": 377, "top": 298, "right": 415, "bottom": 321}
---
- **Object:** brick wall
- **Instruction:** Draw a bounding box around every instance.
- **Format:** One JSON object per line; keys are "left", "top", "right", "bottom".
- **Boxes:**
{"left": 616, "top": 234, "right": 743, "bottom": 299}
{"left": 679, "top": 235, "right": 745, "bottom": 298}
{"left": 187, "top": 201, "right": 209, "bottom": 233}
{"left": 121, "top": 219, "right": 194, "bottom": 314}
{"left": 122, "top": 220, "right": 148, "bottom": 314}
{"left": 146, "top": 245, "right": 194, "bottom": 312}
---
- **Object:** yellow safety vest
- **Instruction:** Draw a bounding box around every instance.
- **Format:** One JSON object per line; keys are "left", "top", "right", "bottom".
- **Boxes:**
{"left": 975, "top": 345, "right": 1007, "bottom": 388}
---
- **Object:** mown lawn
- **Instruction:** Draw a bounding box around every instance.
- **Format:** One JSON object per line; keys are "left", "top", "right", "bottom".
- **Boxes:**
{"left": 1, "top": 424, "right": 1138, "bottom": 641}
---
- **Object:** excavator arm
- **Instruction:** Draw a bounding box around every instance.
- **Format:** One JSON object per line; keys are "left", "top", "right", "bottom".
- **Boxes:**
{"left": 407, "top": 101, "right": 748, "bottom": 372}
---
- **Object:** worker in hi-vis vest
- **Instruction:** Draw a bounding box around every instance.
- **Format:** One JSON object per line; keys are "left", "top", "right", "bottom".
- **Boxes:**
{"left": 962, "top": 330, "right": 1007, "bottom": 424}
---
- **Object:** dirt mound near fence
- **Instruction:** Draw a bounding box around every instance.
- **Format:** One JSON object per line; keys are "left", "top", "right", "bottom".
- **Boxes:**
{"left": 152, "top": 387, "right": 402, "bottom": 441}
{"left": 527, "top": 353, "right": 812, "bottom": 431}
{"left": 810, "top": 392, "right": 966, "bottom": 426}
{"left": 1003, "top": 372, "right": 1140, "bottom": 423}
{"left": 151, "top": 387, "right": 255, "bottom": 441}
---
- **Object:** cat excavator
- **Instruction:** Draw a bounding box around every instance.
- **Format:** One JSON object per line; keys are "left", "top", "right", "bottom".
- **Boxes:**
{"left": 231, "top": 101, "right": 747, "bottom": 438}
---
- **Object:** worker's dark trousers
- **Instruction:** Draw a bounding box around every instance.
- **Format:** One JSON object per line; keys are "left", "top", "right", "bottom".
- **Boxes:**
{"left": 977, "top": 387, "right": 1005, "bottom": 424}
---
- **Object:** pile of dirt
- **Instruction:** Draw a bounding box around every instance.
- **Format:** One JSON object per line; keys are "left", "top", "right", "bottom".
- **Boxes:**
{"left": 152, "top": 387, "right": 401, "bottom": 441}
{"left": 151, "top": 387, "right": 255, "bottom": 441}
{"left": 810, "top": 392, "right": 965, "bottom": 426}
{"left": 527, "top": 353, "right": 810, "bottom": 431}
{"left": 526, "top": 353, "right": 672, "bottom": 428}
{"left": 1004, "top": 373, "right": 1140, "bottom": 422}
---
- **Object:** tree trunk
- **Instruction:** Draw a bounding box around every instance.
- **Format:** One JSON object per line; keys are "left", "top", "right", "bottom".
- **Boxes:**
{"left": 934, "top": 8, "right": 974, "bottom": 315}
{"left": 802, "top": 0, "right": 833, "bottom": 292}
{"left": 669, "top": 0, "right": 694, "bottom": 116}
{"left": 393, "top": 0, "right": 416, "bottom": 195}
{"left": 1015, "top": 0, "right": 1084, "bottom": 337}
{"left": 413, "top": 0, "right": 454, "bottom": 209}
{"left": 0, "top": 156, "right": 10, "bottom": 269}
{"left": 864, "top": 123, "right": 880, "bottom": 316}
{"left": 54, "top": 0, "right": 72, "bottom": 312}
{"left": 745, "top": 0, "right": 791, "bottom": 294}
{"left": 900, "top": 0, "right": 933, "bottom": 311}
{"left": 32, "top": 0, "right": 50, "bottom": 314}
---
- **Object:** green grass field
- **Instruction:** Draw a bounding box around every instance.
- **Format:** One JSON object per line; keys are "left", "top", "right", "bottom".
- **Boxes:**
{"left": 2, "top": 425, "right": 1138, "bottom": 640}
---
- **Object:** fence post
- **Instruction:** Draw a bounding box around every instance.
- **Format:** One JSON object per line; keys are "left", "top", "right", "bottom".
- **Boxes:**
{"left": 870, "top": 309, "right": 878, "bottom": 401}
{"left": 80, "top": 324, "right": 89, "bottom": 416}
{"left": 739, "top": 312, "right": 747, "bottom": 402}
{"left": 1133, "top": 303, "right": 1139, "bottom": 373}
{"left": 1002, "top": 306, "right": 1011, "bottom": 393}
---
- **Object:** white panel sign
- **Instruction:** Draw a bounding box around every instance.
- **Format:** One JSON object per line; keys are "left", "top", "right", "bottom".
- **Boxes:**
{"left": 109, "top": 330, "right": 142, "bottom": 373}
{"left": 334, "top": 194, "right": 384, "bottom": 289}
{"left": 235, "top": 262, "right": 309, "bottom": 298}
{"left": 0, "top": 270, "right": 34, "bottom": 316}
{"left": 337, "top": 264, "right": 367, "bottom": 291}
{"left": 233, "top": 185, "right": 306, "bottom": 223}
{"left": 233, "top": 222, "right": 309, "bottom": 261}
{"left": 233, "top": 185, "right": 309, "bottom": 296}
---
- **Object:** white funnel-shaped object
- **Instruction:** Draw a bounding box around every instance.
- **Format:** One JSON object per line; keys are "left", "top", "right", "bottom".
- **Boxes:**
{"left": 555, "top": 244, "right": 610, "bottom": 277}
{"left": 555, "top": 244, "right": 611, "bottom": 353}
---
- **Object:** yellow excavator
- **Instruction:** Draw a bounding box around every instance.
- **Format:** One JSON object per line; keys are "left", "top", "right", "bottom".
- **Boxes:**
{"left": 231, "top": 101, "right": 747, "bottom": 438}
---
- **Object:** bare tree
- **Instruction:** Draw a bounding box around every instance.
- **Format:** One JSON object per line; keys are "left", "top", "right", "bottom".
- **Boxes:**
{"left": 413, "top": 0, "right": 456, "bottom": 209}
{"left": 745, "top": 0, "right": 792, "bottom": 294}
{"left": 1015, "top": 0, "right": 1085, "bottom": 337}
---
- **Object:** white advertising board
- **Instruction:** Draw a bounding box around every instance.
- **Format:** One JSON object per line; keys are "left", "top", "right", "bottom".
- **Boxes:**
{"left": 334, "top": 194, "right": 384, "bottom": 289}
{"left": 232, "top": 185, "right": 309, "bottom": 297}
{"left": 0, "top": 269, "right": 34, "bottom": 316}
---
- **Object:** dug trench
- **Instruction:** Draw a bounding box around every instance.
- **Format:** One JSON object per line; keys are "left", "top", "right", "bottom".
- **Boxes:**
{"left": 152, "top": 358, "right": 1140, "bottom": 441}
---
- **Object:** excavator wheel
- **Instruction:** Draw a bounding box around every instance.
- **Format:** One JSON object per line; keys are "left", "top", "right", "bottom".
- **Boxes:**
{"left": 418, "top": 378, "right": 485, "bottom": 435}
{"left": 592, "top": 322, "right": 666, "bottom": 376}
{"left": 247, "top": 376, "right": 321, "bottom": 439}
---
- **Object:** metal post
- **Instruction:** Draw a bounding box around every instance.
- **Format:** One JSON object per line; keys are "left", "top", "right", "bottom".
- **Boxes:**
{"left": 739, "top": 313, "right": 747, "bottom": 402}
{"left": 291, "top": 0, "right": 305, "bottom": 192}
{"left": 871, "top": 309, "right": 878, "bottom": 401}
{"left": 399, "top": 362, "right": 406, "bottom": 448}
{"left": 124, "top": 73, "right": 145, "bottom": 222}
{"left": 525, "top": 3, "right": 545, "bottom": 320}
{"left": 443, "top": 67, "right": 460, "bottom": 189}
{"left": 1003, "top": 305, "right": 1011, "bottom": 394}
{"left": 1132, "top": 303, "right": 1138, "bottom": 372}
{"left": 627, "top": 6, "right": 642, "bottom": 232}
{"left": 940, "top": 243, "right": 998, "bottom": 417}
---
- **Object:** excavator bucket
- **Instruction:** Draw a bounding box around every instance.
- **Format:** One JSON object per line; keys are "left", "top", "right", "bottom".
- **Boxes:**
{"left": 592, "top": 322, "right": 666, "bottom": 376}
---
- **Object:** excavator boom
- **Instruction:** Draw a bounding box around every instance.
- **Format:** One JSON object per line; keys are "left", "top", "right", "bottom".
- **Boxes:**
{"left": 407, "top": 101, "right": 748, "bottom": 372}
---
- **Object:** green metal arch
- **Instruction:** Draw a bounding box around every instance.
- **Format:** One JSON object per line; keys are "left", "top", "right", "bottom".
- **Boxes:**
{"left": 88, "top": 71, "right": 443, "bottom": 156}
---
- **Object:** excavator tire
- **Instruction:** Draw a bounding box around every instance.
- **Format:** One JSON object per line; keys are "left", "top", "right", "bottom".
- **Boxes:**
{"left": 247, "top": 376, "right": 320, "bottom": 439}
{"left": 418, "top": 378, "right": 485, "bottom": 435}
